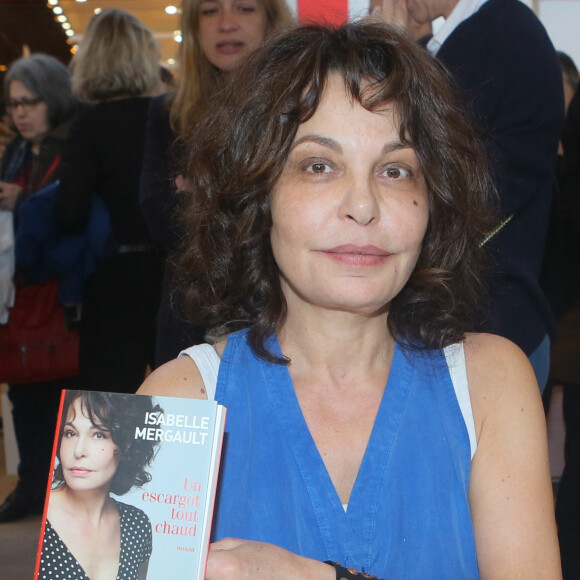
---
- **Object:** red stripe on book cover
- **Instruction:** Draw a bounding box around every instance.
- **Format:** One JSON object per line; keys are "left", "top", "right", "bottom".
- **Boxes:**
{"left": 34, "top": 388, "right": 67, "bottom": 578}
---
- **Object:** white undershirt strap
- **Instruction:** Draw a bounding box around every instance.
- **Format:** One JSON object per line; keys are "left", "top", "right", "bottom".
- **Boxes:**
{"left": 443, "top": 342, "right": 477, "bottom": 459}
{"left": 179, "top": 343, "right": 221, "bottom": 401}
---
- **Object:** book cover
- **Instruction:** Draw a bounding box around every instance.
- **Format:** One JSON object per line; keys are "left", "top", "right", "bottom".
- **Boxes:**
{"left": 34, "top": 389, "right": 226, "bottom": 580}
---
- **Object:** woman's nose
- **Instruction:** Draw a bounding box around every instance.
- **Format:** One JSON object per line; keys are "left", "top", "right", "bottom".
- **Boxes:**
{"left": 74, "top": 436, "right": 87, "bottom": 458}
{"left": 218, "top": 9, "right": 240, "bottom": 31}
{"left": 12, "top": 105, "right": 27, "bottom": 118}
{"left": 340, "top": 176, "right": 380, "bottom": 226}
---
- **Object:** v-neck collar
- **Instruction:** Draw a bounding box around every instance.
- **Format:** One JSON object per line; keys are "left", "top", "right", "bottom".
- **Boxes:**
{"left": 259, "top": 336, "right": 413, "bottom": 569}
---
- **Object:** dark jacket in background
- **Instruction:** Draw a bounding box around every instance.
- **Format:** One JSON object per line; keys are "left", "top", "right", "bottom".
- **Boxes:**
{"left": 57, "top": 97, "right": 163, "bottom": 393}
{"left": 437, "top": 0, "right": 564, "bottom": 355}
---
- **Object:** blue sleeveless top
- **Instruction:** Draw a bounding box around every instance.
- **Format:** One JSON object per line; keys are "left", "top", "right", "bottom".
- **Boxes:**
{"left": 211, "top": 330, "right": 479, "bottom": 579}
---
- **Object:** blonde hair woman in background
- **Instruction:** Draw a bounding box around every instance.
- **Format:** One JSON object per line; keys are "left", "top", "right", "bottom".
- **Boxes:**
{"left": 139, "top": 0, "right": 294, "bottom": 367}
{"left": 69, "top": 8, "right": 161, "bottom": 104}
{"left": 56, "top": 9, "right": 165, "bottom": 394}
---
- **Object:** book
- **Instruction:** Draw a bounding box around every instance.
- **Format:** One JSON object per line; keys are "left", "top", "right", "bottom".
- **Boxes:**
{"left": 34, "top": 389, "right": 226, "bottom": 580}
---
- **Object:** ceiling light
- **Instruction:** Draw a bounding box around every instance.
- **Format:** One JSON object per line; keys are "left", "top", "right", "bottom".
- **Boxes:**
{"left": 62, "top": 22, "right": 71, "bottom": 29}
{"left": 94, "top": 8, "right": 102, "bottom": 14}
{"left": 66, "top": 29, "right": 75, "bottom": 37}
{"left": 75, "top": 0, "right": 88, "bottom": 3}
{"left": 57, "top": 14, "right": 67, "bottom": 23}
{"left": 167, "top": 58, "right": 176, "bottom": 65}
{"left": 165, "top": 5, "right": 178, "bottom": 15}
{"left": 173, "top": 30, "right": 182, "bottom": 43}
{"left": 47, "top": 0, "right": 59, "bottom": 5}
{"left": 52, "top": 6, "right": 63, "bottom": 14}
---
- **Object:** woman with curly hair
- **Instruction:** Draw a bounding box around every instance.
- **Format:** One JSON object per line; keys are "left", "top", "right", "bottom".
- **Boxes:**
{"left": 140, "top": 21, "right": 560, "bottom": 579}
{"left": 38, "top": 390, "right": 161, "bottom": 580}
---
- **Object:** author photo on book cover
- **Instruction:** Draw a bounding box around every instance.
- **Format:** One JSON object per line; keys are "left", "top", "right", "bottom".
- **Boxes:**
{"left": 38, "top": 390, "right": 162, "bottom": 580}
{"left": 139, "top": 19, "right": 561, "bottom": 580}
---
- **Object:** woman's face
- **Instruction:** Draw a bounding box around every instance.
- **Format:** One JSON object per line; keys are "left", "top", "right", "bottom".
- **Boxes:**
{"left": 198, "top": 0, "right": 267, "bottom": 72}
{"left": 8, "top": 80, "right": 50, "bottom": 145}
{"left": 270, "top": 75, "right": 429, "bottom": 319}
{"left": 59, "top": 398, "right": 119, "bottom": 493}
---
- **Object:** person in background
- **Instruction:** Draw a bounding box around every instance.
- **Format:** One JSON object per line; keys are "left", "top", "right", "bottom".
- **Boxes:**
{"left": 375, "top": 0, "right": 564, "bottom": 393}
{"left": 0, "top": 54, "right": 77, "bottom": 523}
{"left": 541, "top": 52, "right": 579, "bottom": 324}
{"left": 140, "top": 22, "right": 560, "bottom": 579}
{"left": 559, "top": 51, "right": 579, "bottom": 115}
{"left": 159, "top": 65, "right": 176, "bottom": 93}
{"left": 139, "top": 0, "right": 294, "bottom": 366}
{"left": 56, "top": 9, "right": 164, "bottom": 394}
{"left": 553, "top": 78, "right": 580, "bottom": 580}
{"left": 0, "top": 96, "right": 16, "bottom": 160}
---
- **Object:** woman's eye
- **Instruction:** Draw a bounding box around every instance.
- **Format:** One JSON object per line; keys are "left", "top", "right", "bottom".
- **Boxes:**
{"left": 238, "top": 4, "right": 257, "bottom": 12}
{"left": 306, "top": 162, "right": 332, "bottom": 174}
{"left": 63, "top": 429, "right": 76, "bottom": 438}
{"left": 93, "top": 430, "right": 109, "bottom": 440}
{"left": 200, "top": 5, "right": 218, "bottom": 15}
{"left": 383, "top": 166, "right": 410, "bottom": 179}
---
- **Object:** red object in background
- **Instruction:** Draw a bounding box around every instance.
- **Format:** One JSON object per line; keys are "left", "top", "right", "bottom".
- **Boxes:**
{"left": 298, "top": 0, "right": 349, "bottom": 25}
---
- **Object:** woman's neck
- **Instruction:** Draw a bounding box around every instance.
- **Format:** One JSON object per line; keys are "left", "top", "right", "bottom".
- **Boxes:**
{"left": 30, "top": 139, "right": 43, "bottom": 155}
{"left": 278, "top": 307, "right": 394, "bottom": 384}
{"left": 58, "top": 486, "right": 114, "bottom": 521}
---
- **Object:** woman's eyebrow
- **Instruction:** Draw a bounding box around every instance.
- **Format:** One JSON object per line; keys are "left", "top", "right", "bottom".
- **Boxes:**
{"left": 291, "top": 135, "right": 342, "bottom": 153}
{"left": 290, "top": 136, "right": 412, "bottom": 155}
{"left": 383, "top": 141, "right": 411, "bottom": 154}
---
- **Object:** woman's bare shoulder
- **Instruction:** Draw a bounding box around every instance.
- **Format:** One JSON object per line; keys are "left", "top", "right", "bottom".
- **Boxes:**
{"left": 462, "top": 332, "right": 542, "bottom": 440}
{"left": 463, "top": 332, "right": 537, "bottom": 395}
{"left": 138, "top": 356, "right": 208, "bottom": 400}
{"left": 138, "top": 338, "right": 228, "bottom": 400}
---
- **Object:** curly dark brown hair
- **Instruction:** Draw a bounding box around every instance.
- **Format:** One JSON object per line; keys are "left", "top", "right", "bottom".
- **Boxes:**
{"left": 53, "top": 391, "right": 162, "bottom": 496}
{"left": 175, "top": 21, "right": 497, "bottom": 361}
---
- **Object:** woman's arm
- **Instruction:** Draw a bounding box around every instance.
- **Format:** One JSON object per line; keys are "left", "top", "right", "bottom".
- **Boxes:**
{"left": 205, "top": 539, "right": 335, "bottom": 580}
{"left": 465, "top": 333, "right": 561, "bottom": 579}
{"left": 138, "top": 355, "right": 209, "bottom": 400}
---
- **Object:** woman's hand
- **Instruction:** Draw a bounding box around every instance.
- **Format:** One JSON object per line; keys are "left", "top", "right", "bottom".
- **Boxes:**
{"left": 205, "top": 538, "right": 335, "bottom": 580}
{"left": 0, "top": 181, "right": 22, "bottom": 211}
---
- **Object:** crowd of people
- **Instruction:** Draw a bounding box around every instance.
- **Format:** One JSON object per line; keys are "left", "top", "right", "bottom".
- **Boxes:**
{"left": 0, "top": 0, "right": 578, "bottom": 578}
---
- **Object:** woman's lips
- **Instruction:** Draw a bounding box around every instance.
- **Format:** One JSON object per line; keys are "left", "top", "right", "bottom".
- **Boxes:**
{"left": 69, "top": 467, "right": 92, "bottom": 477}
{"left": 320, "top": 244, "right": 391, "bottom": 267}
{"left": 215, "top": 41, "right": 245, "bottom": 55}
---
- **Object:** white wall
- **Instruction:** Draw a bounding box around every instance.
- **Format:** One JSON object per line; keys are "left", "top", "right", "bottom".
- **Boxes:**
{"left": 538, "top": 0, "right": 580, "bottom": 70}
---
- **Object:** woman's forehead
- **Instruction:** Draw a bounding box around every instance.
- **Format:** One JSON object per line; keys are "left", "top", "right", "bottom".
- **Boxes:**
{"left": 293, "top": 76, "right": 406, "bottom": 144}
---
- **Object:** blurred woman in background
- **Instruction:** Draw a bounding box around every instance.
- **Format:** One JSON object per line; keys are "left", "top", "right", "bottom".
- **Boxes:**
{"left": 139, "top": 0, "right": 294, "bottom": 366}
{"left": 0, "top": 54, "right": 77, "bottom": 523}
{"left": 57, "top": 9, "right": 164, "bottom": 393}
